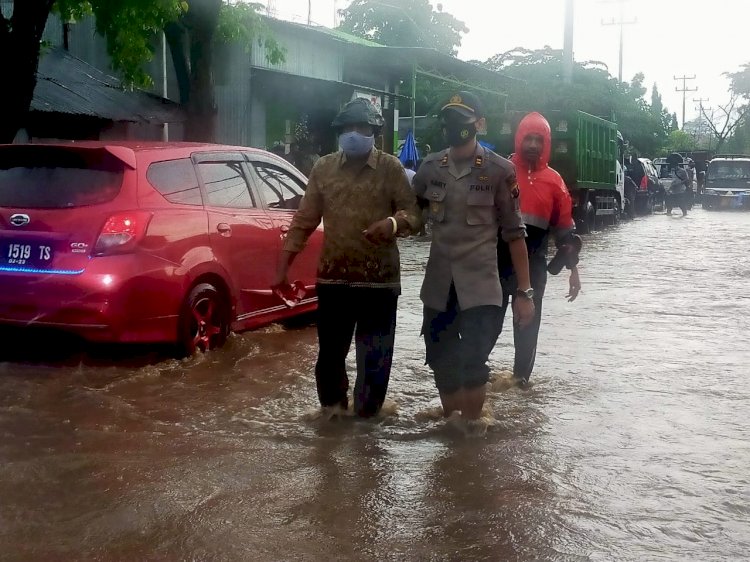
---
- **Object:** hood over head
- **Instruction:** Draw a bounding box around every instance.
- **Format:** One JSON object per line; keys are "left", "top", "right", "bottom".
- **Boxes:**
{"left": 514, "top": 112, "right": 552, "bottom": 169}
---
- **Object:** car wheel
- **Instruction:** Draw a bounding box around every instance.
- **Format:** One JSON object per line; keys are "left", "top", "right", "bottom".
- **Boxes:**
{"left": 178, "top": 283, "right": 229, "bottom": 356}
{"left": 626, "top": 194, "right": 636, "bottom": 219}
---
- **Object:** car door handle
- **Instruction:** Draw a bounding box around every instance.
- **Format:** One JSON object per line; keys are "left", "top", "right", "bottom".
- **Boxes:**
{"left": 217, "top": 223, "right": 232, "bottom": 236}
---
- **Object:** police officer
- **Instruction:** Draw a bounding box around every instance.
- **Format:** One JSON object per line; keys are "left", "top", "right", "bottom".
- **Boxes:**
{"left": 413, "top": 92, "right": 534, "bottom": 422}
{"left": 273, "top": 98, "right": 421, "bottom": 418}
{"left": 497, "top": 112, "right": 583, "bottom": 388}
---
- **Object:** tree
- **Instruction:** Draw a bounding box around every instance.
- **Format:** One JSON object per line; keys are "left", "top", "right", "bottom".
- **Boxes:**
{"left": 0, "top": 0, "right": 57, "bottom": 142}
{"left": 481, "top": 47, "right": 669, "bottom": 155}
{"left": 700, "top": 93, "right": 750, "bottom": 152}
{"left": 162, "top": 0, "right": 284, "bottom": 140}
{"left": 1, "top": 0, "right": 284, "bottom": 143}
{"left": 338, "top": 0, "right": 468, "bottom": 56}
{"left": 664, "top": 130, "right": 694, "bottom": 153}
{"left": 651, "top": 84, "right": 663, "bottom": 117}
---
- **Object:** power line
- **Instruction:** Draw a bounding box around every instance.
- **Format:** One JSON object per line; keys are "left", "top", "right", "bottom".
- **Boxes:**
{"left": 674, "top": 75, "right": 698, "bottom": 129}
{"left": 600, "top": 0, "right": 637, "bottom": 83}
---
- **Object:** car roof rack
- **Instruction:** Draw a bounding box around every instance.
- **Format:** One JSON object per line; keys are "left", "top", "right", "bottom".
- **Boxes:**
{"left": 712, "top": 154, "right": 750, "bottom": 160}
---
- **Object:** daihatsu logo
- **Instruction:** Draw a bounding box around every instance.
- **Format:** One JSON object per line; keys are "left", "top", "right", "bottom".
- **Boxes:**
{"left": 9, "top": 214, "right": 30, "bottom": 227}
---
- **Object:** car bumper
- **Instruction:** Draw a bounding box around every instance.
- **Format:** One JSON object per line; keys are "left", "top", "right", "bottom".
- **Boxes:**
{"left": 0, "top": 255, "right": 183, "bottom": 343}
{"left": 703, "top": 191, "right": 750, "bottom": 209}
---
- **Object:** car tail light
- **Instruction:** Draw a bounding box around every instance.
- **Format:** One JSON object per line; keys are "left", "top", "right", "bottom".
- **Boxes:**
{"left": 94, "top": 211, "right": 152, "bottom": 256}
{"left": 640, "top": 175, "right": 648, "bottom": 190}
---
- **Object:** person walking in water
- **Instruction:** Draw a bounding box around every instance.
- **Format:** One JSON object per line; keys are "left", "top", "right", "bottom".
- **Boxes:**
{"left": 413, "top": 91, "right": 534, "bottom": 422}
{"left": 272, "top": 98, "right": 421, "bottom": 418}
{"left": 666, "top": 154, "right": 691, "bottom": 216}
{"left": 497, "top": 112, "right": 583, "bottom": 388}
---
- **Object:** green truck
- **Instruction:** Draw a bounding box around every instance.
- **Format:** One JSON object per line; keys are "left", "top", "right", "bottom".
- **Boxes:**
{"left": 496, "top": 110, "right": 625, "bottom": 233}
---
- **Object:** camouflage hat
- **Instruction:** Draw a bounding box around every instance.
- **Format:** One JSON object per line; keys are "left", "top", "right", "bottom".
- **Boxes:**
{"left": 331, "top": 98, "right": 385, "bottom": 129}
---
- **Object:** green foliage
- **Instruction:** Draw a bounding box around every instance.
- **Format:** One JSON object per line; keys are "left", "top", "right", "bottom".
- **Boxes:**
{"left": 664, "top": 130, "right": 693, "bottom": 153}
{"left": 481, "top": 47, "right": 670, "bottom": 156}
{"left": 217, "top": 2, "right": 285, "bottom": 65}
{"left": 52, "top": 0, "right": 283, "bottom": 88}
{"left": 338, "top": 0, "right": 468, "bottom": 56}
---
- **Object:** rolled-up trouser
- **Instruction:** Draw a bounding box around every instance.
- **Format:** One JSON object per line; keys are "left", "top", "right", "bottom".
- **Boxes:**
{"left": 315, "top": 284, "right": 398, "bottom": 417}
{"left": 423, "top": 284, "right": 503, "bottom": 394}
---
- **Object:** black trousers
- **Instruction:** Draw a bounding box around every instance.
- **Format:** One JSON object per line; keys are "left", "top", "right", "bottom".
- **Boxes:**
{"left": 499, "top": 257, "right": 548, "bottom": 383}
{"left": 315, "top": 284, "right": 398, "bottom": 417}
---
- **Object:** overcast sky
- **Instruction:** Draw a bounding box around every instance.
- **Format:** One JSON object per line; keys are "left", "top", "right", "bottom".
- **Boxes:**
{"left": 262, "top": 0, "right": 747, "bottom": 125}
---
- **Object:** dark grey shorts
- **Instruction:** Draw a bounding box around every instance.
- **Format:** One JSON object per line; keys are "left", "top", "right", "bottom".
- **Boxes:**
{"left": 422, "top": 285, "right": 502, "bottom": 393}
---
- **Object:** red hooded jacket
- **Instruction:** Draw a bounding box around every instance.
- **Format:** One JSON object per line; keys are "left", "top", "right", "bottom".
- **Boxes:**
{"left": 511, "top": 112, "right": 575, "bottom": 238}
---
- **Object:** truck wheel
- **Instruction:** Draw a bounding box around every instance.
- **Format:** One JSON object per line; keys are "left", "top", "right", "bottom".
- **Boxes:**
{"left": 577, "top": 200, "right": 596, "bottom": 234}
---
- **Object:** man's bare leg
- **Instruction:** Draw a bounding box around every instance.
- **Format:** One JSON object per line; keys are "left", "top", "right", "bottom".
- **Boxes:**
{"left": 439, "top": 389, "right": 463, "bottom": 417}
{"left": 461, "top": 384, "right": 487, "bottom": 420}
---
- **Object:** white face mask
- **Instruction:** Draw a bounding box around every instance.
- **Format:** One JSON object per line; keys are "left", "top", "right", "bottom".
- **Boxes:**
{"left": 339, "top": 132, "right": 375, "bottom": 157}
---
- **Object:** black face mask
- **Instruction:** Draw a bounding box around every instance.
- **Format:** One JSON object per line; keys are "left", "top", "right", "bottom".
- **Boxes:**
{"left": 443, "top": 120, "right": 477, "bottom": 147}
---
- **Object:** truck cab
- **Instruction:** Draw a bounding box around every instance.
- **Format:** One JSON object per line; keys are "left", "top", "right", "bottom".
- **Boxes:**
{"left": 702, "top": 155, "right": 750, "bottom": 209}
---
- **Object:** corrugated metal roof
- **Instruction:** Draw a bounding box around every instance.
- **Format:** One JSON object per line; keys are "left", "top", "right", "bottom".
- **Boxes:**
{"left": 31, "top": 47, "right": 185, "bottom": 123}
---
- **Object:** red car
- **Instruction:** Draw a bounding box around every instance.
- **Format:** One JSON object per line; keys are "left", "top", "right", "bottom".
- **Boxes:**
{"left": 0, "top": 142, "right": 322, "bottom": 355}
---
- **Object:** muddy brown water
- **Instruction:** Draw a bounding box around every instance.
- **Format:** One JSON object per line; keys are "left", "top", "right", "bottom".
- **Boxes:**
{"left": 1, "top": 208, "right": 749, "bottom": 561}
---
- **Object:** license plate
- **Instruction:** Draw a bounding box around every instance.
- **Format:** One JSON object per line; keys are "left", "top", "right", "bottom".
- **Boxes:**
{"left": 2, "top": 241, "right": 54, "bottom": 268}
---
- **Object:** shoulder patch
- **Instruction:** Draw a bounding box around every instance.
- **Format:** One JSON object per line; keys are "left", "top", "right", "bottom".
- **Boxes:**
{"left": 507, "top": 174, "right": 520, "bottom": 198}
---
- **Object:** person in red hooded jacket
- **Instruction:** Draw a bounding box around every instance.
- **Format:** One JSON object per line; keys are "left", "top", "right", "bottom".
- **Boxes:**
{"left": 497, "top": 112, "right": 583, "bottom": 387}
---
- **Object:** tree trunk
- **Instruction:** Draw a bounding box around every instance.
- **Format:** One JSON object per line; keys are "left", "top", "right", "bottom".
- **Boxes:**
{"left": 164, "top": 21, "right": 191, "bottom": 105}
{"left": 0, "top": 0, "right": 55, "bottom": 143}
{"left": 183, "top": 0, "right": 222, "bottom": 142}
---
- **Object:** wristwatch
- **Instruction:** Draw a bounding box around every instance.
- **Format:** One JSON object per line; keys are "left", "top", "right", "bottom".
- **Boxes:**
{"left": 516, "top": 287, "right": 535, "bottom": 300}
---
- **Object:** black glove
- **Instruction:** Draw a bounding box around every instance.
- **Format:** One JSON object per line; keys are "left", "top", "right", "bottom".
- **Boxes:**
{"left": 547, "top": 233, "right": 582, "bottom": 275}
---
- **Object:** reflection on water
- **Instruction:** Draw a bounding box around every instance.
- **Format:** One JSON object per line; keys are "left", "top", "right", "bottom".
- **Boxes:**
{"left": 1, "top": 209, "right": 749, "bottom": 560}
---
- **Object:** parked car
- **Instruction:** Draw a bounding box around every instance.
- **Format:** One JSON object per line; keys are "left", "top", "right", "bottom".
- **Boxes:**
{"left": 0, "top": 142, "right": 322, "bottom": 355}
{"left": 625, "top": 157, "right": 660, "bottom": 216}
{"left": 702, "top": 155, "right": 750, "bottom": 210}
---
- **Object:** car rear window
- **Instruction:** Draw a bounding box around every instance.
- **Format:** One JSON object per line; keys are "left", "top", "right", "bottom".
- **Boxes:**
{"left": 147, "top": 159, "right": 203, "bottom": 205}
{"left": 0, "top": 147, "right": 124, "bottom": 209}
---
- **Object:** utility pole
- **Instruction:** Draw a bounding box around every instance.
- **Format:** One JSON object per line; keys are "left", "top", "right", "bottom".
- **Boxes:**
{"left": 307, "top": 0, "right": 312, "bottom": 24}
{"left": 563, "top": 0, "right": 574, "bottom": 84}
{"left": 693, "top": 98, "right": 709, "bottom": 146}
{"left": 674, "top": 75, "right": 697, "bottom": 129}
{"left": 600, "top": 0, "right": 637, "bottom": 83}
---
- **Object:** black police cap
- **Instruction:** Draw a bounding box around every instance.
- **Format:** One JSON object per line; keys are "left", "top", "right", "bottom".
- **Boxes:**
{"left": 440, "top": 91, "right": 485, "bottom": 120}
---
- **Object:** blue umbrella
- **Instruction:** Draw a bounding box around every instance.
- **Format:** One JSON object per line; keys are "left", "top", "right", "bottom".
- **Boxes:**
{"left": 399, "top": 129, "right": 419, "bottom": 166}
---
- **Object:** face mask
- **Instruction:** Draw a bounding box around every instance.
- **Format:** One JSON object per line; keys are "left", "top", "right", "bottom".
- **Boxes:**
{"left": 443, "top": 121, "right": 477, "bottom": 147}
{"left": 339, "top": 132, "right": 375, "bottom": 157}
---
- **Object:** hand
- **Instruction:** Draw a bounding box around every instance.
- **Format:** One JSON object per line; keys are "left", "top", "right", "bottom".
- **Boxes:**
{"left": 513, "top": 296, "right": 535, "bottom": 329}
{"left": 567, "top": 267, "right": 581, "bottom": 302}
{"left": 363, "top": 218, "right": 395, "bottom": 243}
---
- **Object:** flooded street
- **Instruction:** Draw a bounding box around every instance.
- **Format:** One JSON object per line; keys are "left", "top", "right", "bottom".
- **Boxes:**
{"left": 1, "top": 208, "right": 749, "bottom": 561}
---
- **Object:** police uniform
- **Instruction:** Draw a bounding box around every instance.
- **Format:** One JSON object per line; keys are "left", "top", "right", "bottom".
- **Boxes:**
{"left": 413, "top": 142, "right": 526, "bottom": 393}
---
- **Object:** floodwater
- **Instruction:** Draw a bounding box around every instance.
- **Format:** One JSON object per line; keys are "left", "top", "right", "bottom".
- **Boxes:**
{"left": 1, "top": 208, "right": 749, "bottom": 561}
